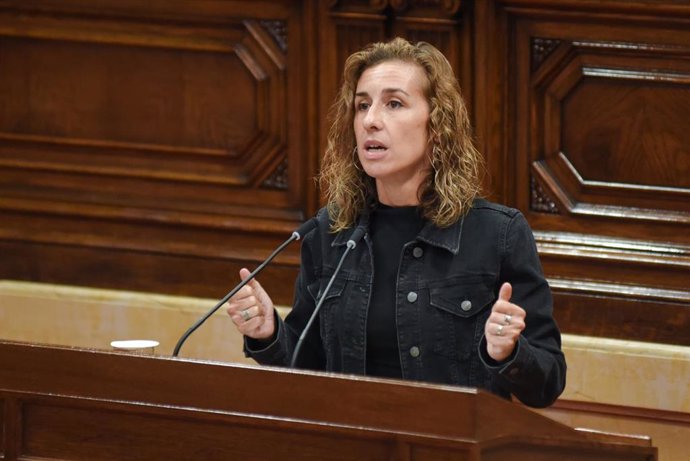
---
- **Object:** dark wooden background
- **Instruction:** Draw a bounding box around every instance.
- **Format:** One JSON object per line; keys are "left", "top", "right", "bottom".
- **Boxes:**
{"left": 1, "top": 0, "right": 688, "bottom": 346}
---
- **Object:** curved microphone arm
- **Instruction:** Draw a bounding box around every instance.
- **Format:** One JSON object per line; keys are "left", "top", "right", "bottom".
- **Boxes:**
{"left": 289, "top": 225, "right": 366, "bottom": 368}
{"left": 172, "top": 218, "right": 317, "bottom": 357}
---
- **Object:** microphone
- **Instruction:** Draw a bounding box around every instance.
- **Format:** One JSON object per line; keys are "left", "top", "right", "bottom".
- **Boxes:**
{"left": 172, "top": 217, "right": 318, "bottom": 357}
{"left": 289, "top": 221, "right": 367, "bottom": 368}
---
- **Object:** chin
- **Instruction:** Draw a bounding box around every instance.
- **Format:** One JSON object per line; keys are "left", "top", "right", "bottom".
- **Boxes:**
{"left": 361, "top": 165, "right": 386, "bottom": 179}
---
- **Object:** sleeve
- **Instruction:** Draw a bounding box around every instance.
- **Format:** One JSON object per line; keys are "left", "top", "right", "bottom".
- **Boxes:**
{"left": 478, "top": 211, "right": 567, "bottom": 408}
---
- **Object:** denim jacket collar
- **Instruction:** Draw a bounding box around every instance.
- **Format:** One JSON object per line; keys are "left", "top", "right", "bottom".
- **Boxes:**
{"left": 418, "top": 216, "right": 464, "bottom": 255}
{"left": 331, "top": 209, "right": 465, "bottom": 255}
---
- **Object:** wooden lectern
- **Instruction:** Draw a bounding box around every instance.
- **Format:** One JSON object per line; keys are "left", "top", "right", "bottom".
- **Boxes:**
{"left": 0, "top": 340, "right": 656, "bottom": 460}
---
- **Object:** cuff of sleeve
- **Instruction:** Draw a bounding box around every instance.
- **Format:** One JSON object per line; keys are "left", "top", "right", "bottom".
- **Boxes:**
{"left": 242, "top": 311, "right": 286, "bottom": 364}
{"left": 478, "top": 334, "right": 527, "bottom": 380}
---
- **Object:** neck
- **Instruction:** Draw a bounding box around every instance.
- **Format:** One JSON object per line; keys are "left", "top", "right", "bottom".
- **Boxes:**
{"left": 375, "top": 177, "right": 423, "bottom": 207}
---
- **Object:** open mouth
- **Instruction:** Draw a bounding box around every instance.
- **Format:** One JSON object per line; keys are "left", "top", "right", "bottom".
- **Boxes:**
{"left": 363, "top": 141, "right": 388, "bottom": 155}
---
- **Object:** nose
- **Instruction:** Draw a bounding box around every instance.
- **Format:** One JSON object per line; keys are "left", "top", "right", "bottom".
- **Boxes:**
{"left": 362, "top": 104, "right": 382, "bottom": 131}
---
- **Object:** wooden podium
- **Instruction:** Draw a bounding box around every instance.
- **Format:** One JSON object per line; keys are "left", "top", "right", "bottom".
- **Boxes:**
{"left": 0, "top": 340, "right": 656, "bottom": 460}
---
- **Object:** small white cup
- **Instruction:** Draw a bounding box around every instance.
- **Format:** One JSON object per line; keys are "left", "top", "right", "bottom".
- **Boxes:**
{"left": 110, "top": 339, "right": 159, "bottom": 355}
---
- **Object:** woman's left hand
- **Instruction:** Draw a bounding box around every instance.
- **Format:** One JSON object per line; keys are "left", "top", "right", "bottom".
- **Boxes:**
{"left": 484, "top": 282, "right": 526, "bottom": 362}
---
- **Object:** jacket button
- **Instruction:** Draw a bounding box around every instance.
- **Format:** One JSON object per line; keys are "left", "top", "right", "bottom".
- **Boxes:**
{"left": 409, "top": 346, "right": 420, "bottom": 357}
{"left": 407, "top": 291, "right": 418, "bottom": 303}
{"left": 412, "top": 247, "right": 424, "bottom": 258}
{"left": 460, "top": 300, "right": 472, "bottom": 311}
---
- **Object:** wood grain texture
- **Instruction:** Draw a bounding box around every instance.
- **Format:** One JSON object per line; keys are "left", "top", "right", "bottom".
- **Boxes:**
{"left": 0, "top": 341, "right": 658, "bottom": 461}
{"left": 0, "top": 0, "right": 312, "bottom": 304}
{"left": 0, "top": 0, "right": 688, "bottom": 345}
{"left": 474, "top": 0, "right": 690, "bottom": 345}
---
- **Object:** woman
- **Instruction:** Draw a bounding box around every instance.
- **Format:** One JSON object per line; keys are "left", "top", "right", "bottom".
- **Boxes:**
{"left": 227, "top": 38, "right": 566, "bottom": 408}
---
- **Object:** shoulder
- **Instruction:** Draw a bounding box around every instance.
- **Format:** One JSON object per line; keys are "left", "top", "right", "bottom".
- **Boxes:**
{"left": 304, "top": 207, "right": 331, "bottom": 241}
{"left": 304, "top": 207, "right": 339, "bottom": 247}
{"left": 315, "top": 206, "right": 332, "bottom": 227}
{"left": 468, "top": 198, "right": 523, "bottom": 222}
{"left": 464, "top": 198, "right": 534, "bottom": 245}
{"left": 312, "top": 206, "right": 365, "bottom": 240}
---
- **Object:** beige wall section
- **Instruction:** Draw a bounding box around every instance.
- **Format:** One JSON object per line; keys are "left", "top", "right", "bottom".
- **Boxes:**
{"left": 2, "top": 280, "right": 689, "bottom": 459}
{"left": 559, "top": 335, "right": 690, "bottom": 413}
{"left": 538, "top": 334, "right": 690, "bottom": 461}
{"left": 0, "top": 280, "right": 257, "bottom": 363}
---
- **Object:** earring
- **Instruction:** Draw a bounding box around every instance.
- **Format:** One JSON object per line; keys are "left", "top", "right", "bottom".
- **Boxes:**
{"left": 353, "top": 146, "right": 362, "bottom": 171}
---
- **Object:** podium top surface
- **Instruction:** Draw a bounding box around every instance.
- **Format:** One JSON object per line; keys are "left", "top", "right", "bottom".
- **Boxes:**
{"left": 0, "top": 340, "right": 655, "bottom": 458}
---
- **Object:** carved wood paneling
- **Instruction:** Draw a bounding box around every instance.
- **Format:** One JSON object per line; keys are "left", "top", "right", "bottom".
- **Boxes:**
{"left": 477, "top": 0, "right": 690, "bottom": 345}
{"left": 531, "top": 39, "right": 690, "bottom": 219}
{"left": 0, "top": 1, "right": 313, "bottom": 304}
{"left": 531, "top": 37, "right": 561, "bottom": 71}
{"left": 1, "top": 0, "right": 689, "bottom": 347}
{"left": 0, "top": 23, "right": 286, "bottom": 184}
{"left": 530, "top": 175, "right": 560, "bottom": 214}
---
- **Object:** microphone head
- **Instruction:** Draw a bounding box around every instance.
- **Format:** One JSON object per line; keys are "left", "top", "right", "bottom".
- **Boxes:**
{"left": 346, "top": 225, "right": 366, "bottom": 249}
{"left": 292, "top": 217, "right": 318, "bottom": 240}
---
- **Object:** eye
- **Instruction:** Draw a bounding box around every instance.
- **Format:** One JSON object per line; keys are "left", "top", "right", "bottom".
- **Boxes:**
{"left": 388, "top": 100, "right": 403, "bottom": 109}
{"left": 356, "top": 101, "right": 370, "bottom": 111}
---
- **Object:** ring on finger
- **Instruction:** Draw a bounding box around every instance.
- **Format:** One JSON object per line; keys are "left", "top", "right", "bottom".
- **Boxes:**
{"left": 496, "top": 324, "right": 504, "bottom": 336}
{"left": 503, "top": 314, "right": 512, "bottom": 325}
{"left": 240, "top": 309, "right": 251, "bottom": 321}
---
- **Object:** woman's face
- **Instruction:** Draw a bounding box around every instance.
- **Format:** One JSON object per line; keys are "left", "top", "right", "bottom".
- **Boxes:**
{"left": 353, "top": 60, "right": 431, "bottom": 203}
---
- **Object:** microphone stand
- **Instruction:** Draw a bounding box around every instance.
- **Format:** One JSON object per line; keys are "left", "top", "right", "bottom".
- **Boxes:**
{"left": 172, "top": 218, "right": 317, "bottom": 357}
{"left": 289, "top": 225, "right": 366, "bottom": 368}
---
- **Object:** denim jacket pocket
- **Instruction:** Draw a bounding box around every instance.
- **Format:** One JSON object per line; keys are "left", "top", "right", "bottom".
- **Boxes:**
{"left": 429, "top": 282, "right": 495, "bottom": 319}
{"left": 307, "top": 276, "right": 347, "bottom": 304}
{"left": 427, "top": 282, "right": 496, "bottom": 363}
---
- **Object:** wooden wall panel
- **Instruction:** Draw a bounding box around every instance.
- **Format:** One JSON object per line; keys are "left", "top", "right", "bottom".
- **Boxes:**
{"left": 475, "top": 0, "right": 690, "bottom": 346}
{"left": 0, "top": 0, "right": 317, "bottom": 304}
{"left": 1, "top": 0, "right": 688, "bottom": 347}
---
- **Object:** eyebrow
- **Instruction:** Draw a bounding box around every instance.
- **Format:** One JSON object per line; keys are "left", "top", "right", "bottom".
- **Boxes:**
{"left": 355, "top": 88, "right": 410, "bottom": 98}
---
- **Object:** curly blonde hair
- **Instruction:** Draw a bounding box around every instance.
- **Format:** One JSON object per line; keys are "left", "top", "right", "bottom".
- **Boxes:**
{"left": 319, "top": 37, "right": 483, "bottom": 231}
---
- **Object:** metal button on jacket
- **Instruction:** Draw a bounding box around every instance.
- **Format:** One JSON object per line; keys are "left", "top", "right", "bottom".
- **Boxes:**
{"left": 460, "top": 300, "right": 472, "bottom": 311}
{"left": 412, "top": 247, "right": 424, "bottom": 258}
{"left": 409, "top": 346, "right": 420, "bottom": 358}
{"left": 407, "top": 291, "right": 418, "bottom": 303}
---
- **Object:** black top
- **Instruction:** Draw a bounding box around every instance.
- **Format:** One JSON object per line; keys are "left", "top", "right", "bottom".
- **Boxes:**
{"left": 366, "top": 204, "right": 425, "bottom": 379}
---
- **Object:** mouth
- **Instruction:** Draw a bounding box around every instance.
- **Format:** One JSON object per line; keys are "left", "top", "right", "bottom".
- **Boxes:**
{"left": 362, "top": 141, "right": 388, "bottom": 157}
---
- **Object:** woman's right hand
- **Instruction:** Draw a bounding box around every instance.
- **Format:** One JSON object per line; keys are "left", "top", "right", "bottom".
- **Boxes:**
{"left": 226, "top": 268, "right": 276, "bottom": 340}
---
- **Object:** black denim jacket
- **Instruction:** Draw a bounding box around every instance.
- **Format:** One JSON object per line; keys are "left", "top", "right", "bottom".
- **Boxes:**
{"left": 245, "top": 198, "right": 566, "bottom": 408}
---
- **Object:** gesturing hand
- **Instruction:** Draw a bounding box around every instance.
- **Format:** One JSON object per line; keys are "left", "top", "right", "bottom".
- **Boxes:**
{"left": 484, "top": 282, "right": 526, "bottom": 362}
{"left": 226, "top": 268, "right": 276, "bottom": 340}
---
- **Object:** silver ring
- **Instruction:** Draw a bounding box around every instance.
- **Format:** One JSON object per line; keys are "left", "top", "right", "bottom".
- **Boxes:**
{"left": 504, "top": 314, "right": 512, "bottom": 325}
{"left": 240, "top": 309, "right": 251, "bottom": 321}
{"left": 496, "top": 324, "right": 504, "bottom": 336}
